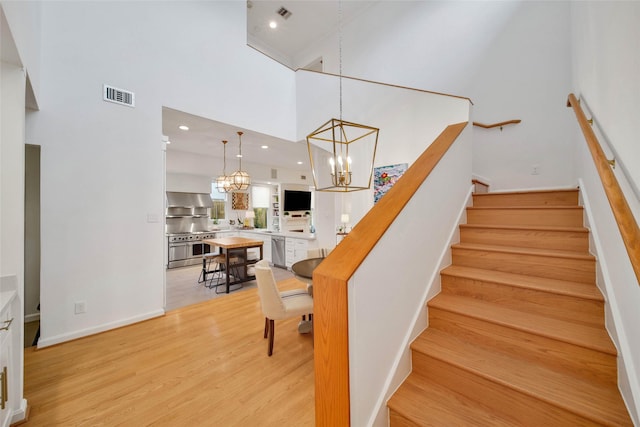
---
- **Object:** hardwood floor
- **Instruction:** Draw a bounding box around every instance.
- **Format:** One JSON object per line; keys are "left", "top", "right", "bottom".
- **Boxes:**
{"left": 165, "top": 262, "right": 294, "bottom": 311}
{"left": 24, "top": 277, "right": 314, "bottom": 426}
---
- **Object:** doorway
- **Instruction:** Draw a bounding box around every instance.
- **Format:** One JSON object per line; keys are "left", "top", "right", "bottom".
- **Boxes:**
{"left": 24, "top": 144, "right": 41, "bottom": 347}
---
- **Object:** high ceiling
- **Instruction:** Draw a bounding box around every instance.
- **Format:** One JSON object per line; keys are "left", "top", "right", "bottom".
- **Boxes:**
{"left": 246, "top": 0, "right": 377, "bottom": 69}
{"left": 164, "top": 1, "right": 378, "bottom": 177}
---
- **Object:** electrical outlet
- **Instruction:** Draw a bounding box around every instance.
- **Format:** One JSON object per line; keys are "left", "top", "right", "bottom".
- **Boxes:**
{"left": 532, "top": 165, "right": 540, "bottom": 175}
{"left": 74, "top": 301, "right": 86, "bottom": 314}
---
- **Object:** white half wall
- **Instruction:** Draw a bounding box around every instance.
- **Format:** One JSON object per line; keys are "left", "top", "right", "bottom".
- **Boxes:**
{"left": 348, "top": 124, "right": 472, "bottom": 426}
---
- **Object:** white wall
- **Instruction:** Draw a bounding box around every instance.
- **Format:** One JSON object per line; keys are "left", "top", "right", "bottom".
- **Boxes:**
{"left": 571, "top": 1, "right": 640, "bottom": 422}
{"left": 0, "top": 59, "right": 28, "bottom": 423}
{"left": 296, "top": 70, "right": 470, "bottom": 229}
{"left": 0, "top": 1, "right": 41, "bottom": 107}
{"left": 571, "top": 1, "right": 640, "bottom": 195}
{"left": 298, "top": 1, "right": 575, "bottom": 192}
{"left": 23, "top": 1, "right": 297, "bottom": 346}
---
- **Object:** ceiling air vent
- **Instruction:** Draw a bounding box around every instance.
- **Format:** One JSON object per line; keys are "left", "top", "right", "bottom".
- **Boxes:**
{"left": 271, "top": 168, "right": 278, "bottom": 179}
{"left": 103, "top": 84, "right": 135, "bottom": 107}
{"left": 276, "top": 6, "right": 292, "bottom": 19}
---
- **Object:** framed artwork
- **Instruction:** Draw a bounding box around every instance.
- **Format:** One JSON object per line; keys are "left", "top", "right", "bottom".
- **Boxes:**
{"left": 231, "top": 192, "right": 249, "bottom": 210}
{"left": 374, "top": 163, "right": 408, "bottom": 203}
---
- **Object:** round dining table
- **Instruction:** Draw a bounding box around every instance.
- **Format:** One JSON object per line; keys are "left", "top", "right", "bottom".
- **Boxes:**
{"left": 291, "top": 257, "right": 325, "bottom": 296}
{"left": 291, "top": 257, "right": 324, "bottom": 334}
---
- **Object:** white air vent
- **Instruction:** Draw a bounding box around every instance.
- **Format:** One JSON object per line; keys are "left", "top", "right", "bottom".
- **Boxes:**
{"left": 276, "top": 6, "right": 292, "bottom": 19}
{"left": 271, "top": 168, "right": 278, "bottom": 179}
{"left": 103, "top": 84, "right": 135, "bottom": 107}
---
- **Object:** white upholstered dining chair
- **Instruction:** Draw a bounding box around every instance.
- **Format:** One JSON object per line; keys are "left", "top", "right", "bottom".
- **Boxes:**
{"left": 255, "top": 260, "right": 313, "bottom": 356}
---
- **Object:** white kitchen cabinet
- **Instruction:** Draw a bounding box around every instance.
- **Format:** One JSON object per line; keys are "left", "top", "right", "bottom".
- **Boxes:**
{"left": 238, "top": 232, "right": 271, "bottom": 264}
{"left": 262, "top": 235, "right": 272, "bottom": 263}
{"left": 285, "top": 237, "right": 309, "bottom": 268}
{"left": 0, "top": 293, "right": 15, "bottom": 427}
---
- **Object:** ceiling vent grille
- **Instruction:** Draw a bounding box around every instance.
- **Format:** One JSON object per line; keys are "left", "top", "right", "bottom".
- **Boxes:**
{"left": 276, "top": 7, "right": 292, "bottom": 19}
{"left": 271, "top": 168, "right": 278, "bottom": 179}
{"left": 103, "top": 84, "right": 135, "bottom": 107}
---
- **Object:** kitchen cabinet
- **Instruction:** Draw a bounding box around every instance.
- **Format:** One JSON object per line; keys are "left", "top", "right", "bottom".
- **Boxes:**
{"left": 0, "top": 292, "right": 15, "bottom": 427}
{"left": 285, "top": 237, "right": 308, "bottom": 268}
{"left": 239, "top": 232, "right": 271, "bottom": 264}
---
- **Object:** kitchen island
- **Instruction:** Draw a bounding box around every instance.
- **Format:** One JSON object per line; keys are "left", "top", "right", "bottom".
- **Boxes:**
{"left": 203, "top": 236, "right": 264, "bottom": 293}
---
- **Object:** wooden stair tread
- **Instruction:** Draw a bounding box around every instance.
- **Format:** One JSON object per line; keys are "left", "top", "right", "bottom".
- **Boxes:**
{"left": 428, "top": 294, "right": 616, "bottom": 355}
{"left": 473, "top": 188, "right": 579, "bottom": 196}
{"left": 388, "top": 374, "right": 516, "bottom": 426}
{"left": 468, "top": 205, "right": 583, "bottom": 210}
{"left": 441, "top": 265, "right": 603, "bottom": 301}
{"left": 413, "top": 329, "right": 630, "bottom": 426}
{"left": 452, "top": 242, "right": 594, "bottom": 260}
{"left": 459, "top": 223, "right": 588, "bottom": 233}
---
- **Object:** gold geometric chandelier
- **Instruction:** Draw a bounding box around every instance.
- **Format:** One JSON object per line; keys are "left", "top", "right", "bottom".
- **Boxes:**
{"left": 307, "top": 119, "right": 378, "bottom": 192}
{"left": 215, "top": 140, "right": 231, "bottom": 193}
{"left": 230, "top": 131, "right": 251, "bottom": 191}
{"left": 305, "top": 0, "right": 378, "bottom": 192}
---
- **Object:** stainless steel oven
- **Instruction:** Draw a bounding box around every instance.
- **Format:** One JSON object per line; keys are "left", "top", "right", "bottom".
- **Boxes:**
{"left": 167, "top": 232, "right": 216, "bottom": 268}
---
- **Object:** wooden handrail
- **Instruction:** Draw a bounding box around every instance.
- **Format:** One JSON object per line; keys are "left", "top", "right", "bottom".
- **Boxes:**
{"left": 567, "top": 93, "right": 640, "bottom": 285}
{"left": 473, "top": 119, "right": 521, "bottom": 129}
{"left": 300, "top": 69, "right": 474, "bottom": 105}
{"left": 313, "top": 122, "right": 469, "bottom": 426}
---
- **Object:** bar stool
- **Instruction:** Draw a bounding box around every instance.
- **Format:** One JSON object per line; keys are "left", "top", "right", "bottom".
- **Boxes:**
{"left": 198, "top": 253, "right": 226, "bottom": 288}
{"left": 214, "top": 254, "right": 243, "bottom": 294}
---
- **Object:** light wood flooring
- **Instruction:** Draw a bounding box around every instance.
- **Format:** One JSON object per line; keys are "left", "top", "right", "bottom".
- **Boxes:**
{"left": 165, "top": 262, "right": 294, "bottom": 311}
{"left": 24, "top": 276, "right": 314, "bottom": 425}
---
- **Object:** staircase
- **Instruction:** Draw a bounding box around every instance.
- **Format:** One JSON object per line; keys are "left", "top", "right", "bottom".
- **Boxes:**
{"left": 387, "top": 189, "right": 632, "bottom": 426}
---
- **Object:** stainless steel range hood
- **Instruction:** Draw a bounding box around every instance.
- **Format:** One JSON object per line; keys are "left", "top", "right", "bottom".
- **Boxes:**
{"left": 166, "top": 192, "right": 213, "bottom": 235}
{"left": 166, "top": 192, "right": 212, "bottom": 208}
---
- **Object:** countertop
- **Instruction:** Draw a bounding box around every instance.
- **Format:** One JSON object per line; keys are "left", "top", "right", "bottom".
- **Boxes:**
{"left": 213, "top": 228, "right": 317, "bottom": 241}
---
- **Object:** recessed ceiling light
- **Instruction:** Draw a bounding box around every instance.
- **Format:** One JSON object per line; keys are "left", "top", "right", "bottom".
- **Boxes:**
{"left": 261, "top": 145, "right": 269, "bottom": 149}
{"left": 178, "top": 125, "right": 189, "bottom": 131}
{"left": 166, "top": 139, "right": 171, "bottom": 144}
{"left": 236, "top": 154, "right": 243, "bottom": 158}
{"left": 297, "top": 161, "right": 303, "bottom": 165}
{"left": 269, "top": 21, "right": 277, "bottom": 29}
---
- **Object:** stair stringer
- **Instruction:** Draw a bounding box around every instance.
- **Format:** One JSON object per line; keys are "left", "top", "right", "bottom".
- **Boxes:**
{"left": 578, "top": 179, "right": 640, "bottom": 423}
{"left": 365, "top": 186, "right": 474, "bottom": 427}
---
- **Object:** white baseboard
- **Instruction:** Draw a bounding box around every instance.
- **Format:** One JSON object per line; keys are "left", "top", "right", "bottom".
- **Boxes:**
{"left": 10, "top": 399, "right": 28, "bottom": 426}
{"left": 24, "top": 313, "right": 40, "bottom": 323}
{"left": 36, "top": 309, "right": 165, "bottom": 349}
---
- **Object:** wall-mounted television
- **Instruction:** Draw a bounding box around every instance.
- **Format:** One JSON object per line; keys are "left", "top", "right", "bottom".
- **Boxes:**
{"left": 283, "top": 190, "right": 311, "bottom": 212}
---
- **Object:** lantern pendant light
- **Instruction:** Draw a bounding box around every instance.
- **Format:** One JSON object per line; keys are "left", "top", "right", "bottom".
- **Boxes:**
{"left": 305, "top": 0, "right": 378, "bottom": 192}
{"left": 230, "top": 131, "right": 251, "bottom": 191}
{"left": 215, "top": 140, "right": 231, "bottom": 193}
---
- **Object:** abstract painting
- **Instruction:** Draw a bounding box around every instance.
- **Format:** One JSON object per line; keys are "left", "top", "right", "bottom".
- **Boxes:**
{"left": 374, "top": 163, "right": 408, "bottom": 203}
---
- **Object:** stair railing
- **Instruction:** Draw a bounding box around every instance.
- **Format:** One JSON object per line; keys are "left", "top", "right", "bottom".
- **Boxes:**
{"left": 567, "top": 93, "right": 640, "bottom": 285}
{"left": 312, "top": 122, "right": 468, "bottom": 426}
{"left": 473, "top": 119, "right": 521, "bottom": 131}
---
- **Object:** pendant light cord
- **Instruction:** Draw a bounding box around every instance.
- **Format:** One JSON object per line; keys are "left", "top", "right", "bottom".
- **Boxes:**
{"left": 338, "top": 0, "right": 343, "bottom": 122}
{"left": 222, "top": 141, "right": 227, "bottom": 175}
{"left": 237, "top": 131, "right": 243, "bottom": 171}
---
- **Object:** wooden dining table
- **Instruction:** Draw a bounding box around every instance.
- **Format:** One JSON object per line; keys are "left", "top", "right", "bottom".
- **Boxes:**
{"left": 202, "top": 236, "right": 264, "bottom": 294}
